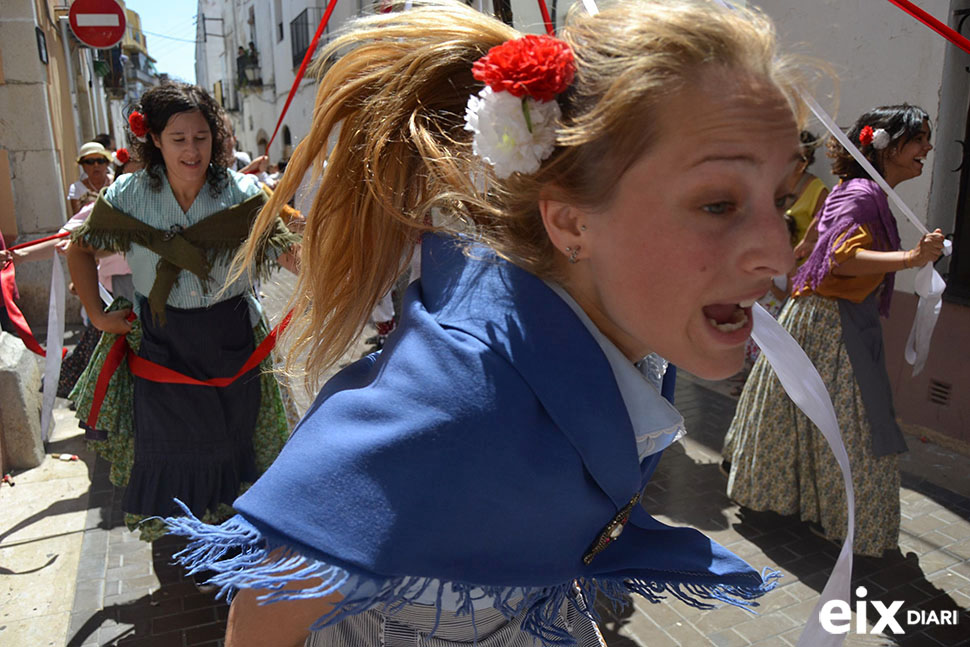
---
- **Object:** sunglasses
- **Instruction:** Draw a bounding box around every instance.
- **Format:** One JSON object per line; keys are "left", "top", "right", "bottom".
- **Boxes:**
{"left": 80, "top": 158, "right": 108, "bottom": 166}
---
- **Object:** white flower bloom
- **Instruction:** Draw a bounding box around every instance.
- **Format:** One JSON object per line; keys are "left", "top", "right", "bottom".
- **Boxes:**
{"left": 871, "top": 128, "right": 891, "bottom": 150}
{"left": 464, "top": 86, "right": 561, "bottom": 179}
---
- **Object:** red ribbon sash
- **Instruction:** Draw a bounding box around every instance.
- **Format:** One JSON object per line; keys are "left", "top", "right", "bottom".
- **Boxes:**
{"left": 85, "top": 310, "right": 293, "bottom": 429}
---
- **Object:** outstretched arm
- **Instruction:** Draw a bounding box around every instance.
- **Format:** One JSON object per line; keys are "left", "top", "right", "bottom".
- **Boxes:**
{"left": 3, "top": 237, "right": 62, "bottom": 265}
{"left": 832, "top": 229, "right": 945, "bottom": 276}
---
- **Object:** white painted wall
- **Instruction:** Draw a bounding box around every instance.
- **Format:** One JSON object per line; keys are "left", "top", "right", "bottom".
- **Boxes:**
{"left": 196, "top": 0, "right": 227, "bottom": 94}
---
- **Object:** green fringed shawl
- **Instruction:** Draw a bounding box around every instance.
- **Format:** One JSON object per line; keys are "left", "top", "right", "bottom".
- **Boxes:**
{"left": 72, "top": 193, "right": 299, "bottom": 323}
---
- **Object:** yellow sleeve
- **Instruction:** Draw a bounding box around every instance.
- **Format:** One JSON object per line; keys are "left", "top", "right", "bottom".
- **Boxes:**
{"left": 831, "top": 225, "right": 874, "bottom": 266}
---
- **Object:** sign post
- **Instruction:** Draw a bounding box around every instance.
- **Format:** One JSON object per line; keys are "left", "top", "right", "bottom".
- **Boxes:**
{"left": 68, "top": 0, "right": 127, "bottom": 49}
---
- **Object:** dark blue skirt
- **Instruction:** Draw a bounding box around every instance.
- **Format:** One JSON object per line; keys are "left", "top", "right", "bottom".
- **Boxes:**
{"left": 122, "top": 294, "right": 260, "bottom": 517}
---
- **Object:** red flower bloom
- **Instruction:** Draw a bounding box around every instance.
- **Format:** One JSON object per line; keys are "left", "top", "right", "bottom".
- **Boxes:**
{"left": 114, "top": 148, "right": 130, "bottom": 164}
{"left": 859, "top": 125, "right": 874, "bottom": 148}
{"left": 472, "top": 35, "right": 575, "bottom": 102}
{"left": 128, "top": 111, "right": 148, "bottom": 138}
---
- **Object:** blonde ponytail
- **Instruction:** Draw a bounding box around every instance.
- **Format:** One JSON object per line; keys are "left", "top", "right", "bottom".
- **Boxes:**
{"left": 234, "top": 0, "right": 803, "bottom": 390}
{"left": 232, "top": 2, "right": 517, "bottom": 389}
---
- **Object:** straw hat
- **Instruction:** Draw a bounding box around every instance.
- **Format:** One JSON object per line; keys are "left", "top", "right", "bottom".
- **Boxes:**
{"left": 76, "top": 142, "right": 112, "bottom": 164}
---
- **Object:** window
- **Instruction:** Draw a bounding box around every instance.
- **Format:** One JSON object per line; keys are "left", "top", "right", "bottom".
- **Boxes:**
{"left": 290, "top": 7, "right": 329, "bottom": 69}
{"left": 290, "top": 8, "right": 311, "bottom": 69}
{"left": 248, "top": 6, "right": 257, "bottom": 47}
{"left": 275, "top": 0, "right": 284, "bottom": 42}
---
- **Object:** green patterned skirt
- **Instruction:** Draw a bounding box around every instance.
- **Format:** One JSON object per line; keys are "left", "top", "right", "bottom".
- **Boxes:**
{"left": 70, "top": 299, "right": 296, "bottom": 542}
{"left": 724, "top": 293, "right": 900, "bottom": 557}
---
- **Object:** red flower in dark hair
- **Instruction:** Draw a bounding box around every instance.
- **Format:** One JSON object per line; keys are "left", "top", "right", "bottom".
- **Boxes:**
{"left": 859, "top": 125, "right": 874, "bottom": 148}
{"left": 472, "top": 35, "right": 575, "bottom": 102}
{"left": 128, "top": 111, "right": 148, "bottom": 138}
{"left": 114, "top": 148, "right": 130, "bottom": 164}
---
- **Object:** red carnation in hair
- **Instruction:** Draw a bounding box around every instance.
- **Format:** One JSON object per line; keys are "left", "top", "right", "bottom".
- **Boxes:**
{"left": 859, "top": 125, "right": 875, "bottom": 148}
{"left": 114, "top": 148, "right": 130, "bottom": 164}
{"left": 472, "top": 34, "right": 575, "bottom": 102}
{"left": 128, "top": 111, "right": 148, "bottom": 138}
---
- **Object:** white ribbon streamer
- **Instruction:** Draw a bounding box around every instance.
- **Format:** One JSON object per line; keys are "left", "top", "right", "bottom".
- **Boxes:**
{"left": 904, "top": 262, "right": 945, "bottom": 375}
{"left": 751, "top": 304, "right": 855, "bottom": 647}
{"left": 40, "top": 253, "right": 66, "bottom": 442}
{"left": 581, "top": 0, "right": 599, "bottom": 15}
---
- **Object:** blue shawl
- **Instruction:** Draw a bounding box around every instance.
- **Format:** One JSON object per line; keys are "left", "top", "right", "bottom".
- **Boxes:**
{"left": 166, "top": 234, "right": 778, "bottom": 645}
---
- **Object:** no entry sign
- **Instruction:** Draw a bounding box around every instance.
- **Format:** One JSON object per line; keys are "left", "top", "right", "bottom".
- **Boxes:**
{"left": 69, "top": 0, "right": 127, "bottom": 49}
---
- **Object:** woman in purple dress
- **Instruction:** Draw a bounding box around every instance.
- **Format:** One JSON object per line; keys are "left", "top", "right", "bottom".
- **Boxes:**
{"left": 726, "top": 104, "right": 944, "bottom": 557}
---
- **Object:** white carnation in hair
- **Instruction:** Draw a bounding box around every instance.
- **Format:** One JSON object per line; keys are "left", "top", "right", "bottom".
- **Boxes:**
{"left": 872, "top": 128, "right": 891, "bottom": 150}
{"left": 464, "top": 86, "right": 561, "bottom": 179}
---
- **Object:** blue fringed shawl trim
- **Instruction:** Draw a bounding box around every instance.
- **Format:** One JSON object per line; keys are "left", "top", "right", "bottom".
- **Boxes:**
{"left": 164, "top": 502, "right": 782, "bottom": 646}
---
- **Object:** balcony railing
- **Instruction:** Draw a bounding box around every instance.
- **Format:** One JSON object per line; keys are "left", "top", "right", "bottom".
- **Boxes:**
{"left": 236, "top": 50, "right": 262, "bottom": 88}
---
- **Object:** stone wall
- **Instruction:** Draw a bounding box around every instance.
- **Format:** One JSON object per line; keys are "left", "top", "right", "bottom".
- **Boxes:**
{"left": 0, "top": 332, "right": 44, "bottom": 469}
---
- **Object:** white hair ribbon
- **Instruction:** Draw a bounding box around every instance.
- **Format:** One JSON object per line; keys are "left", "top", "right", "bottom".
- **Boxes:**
{"left": 581, "top": 0, "right": 599, "bottom": 16}
{"left": 40, "top": 253, "right": 66, "bottom": 442}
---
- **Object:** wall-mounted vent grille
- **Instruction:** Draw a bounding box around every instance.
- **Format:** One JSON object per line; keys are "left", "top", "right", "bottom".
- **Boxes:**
{"left": 928, "top": 380, "right": 952, "bottom": 406}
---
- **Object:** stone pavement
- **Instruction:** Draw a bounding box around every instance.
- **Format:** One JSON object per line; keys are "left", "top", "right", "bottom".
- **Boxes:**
{"left": 597, "top": 374, "right": 970, "bottom": 647}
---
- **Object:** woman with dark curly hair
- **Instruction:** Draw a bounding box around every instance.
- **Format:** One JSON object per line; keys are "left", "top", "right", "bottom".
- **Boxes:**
{"left": 66, "top": 81, "right": 300, "bottom": 541}
{"left": 725, "top": 104, "right": 944, "bottom": 557}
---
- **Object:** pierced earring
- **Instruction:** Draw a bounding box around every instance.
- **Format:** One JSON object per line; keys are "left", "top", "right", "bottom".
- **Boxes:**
{"left": 579, "top": 225, "right": 587, "bottom": 232}
{"left": 567, "top": 245, "right": 580, "bottom": 264}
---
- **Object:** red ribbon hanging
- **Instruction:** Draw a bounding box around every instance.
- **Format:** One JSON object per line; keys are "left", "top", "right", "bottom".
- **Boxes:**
{"left": 1, "top": 231, "right": 72, "bottom": 358}
{"left": 886, "top": 0, "right": 970, "bottom": 56}
{"left": 537, "top": 0, "right": 554, "bottom": 35}
{"left": 265, "top": 0, "right": 339, "bottom": 154}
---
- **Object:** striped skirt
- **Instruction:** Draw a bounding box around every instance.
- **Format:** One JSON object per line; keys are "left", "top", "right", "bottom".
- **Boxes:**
{"left": 724, "top": 293, "right": 900, "bottom": 557}
{"left": 305, "top": 597, "right": 606, "bottom": 647}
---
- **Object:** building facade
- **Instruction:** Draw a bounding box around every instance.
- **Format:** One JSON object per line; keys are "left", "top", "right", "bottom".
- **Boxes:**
{"left": 0, "top": 0, "right": 160, "bottom": 324}
{"left": 194, "top": 0, "right": 555, "bottom": 166}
